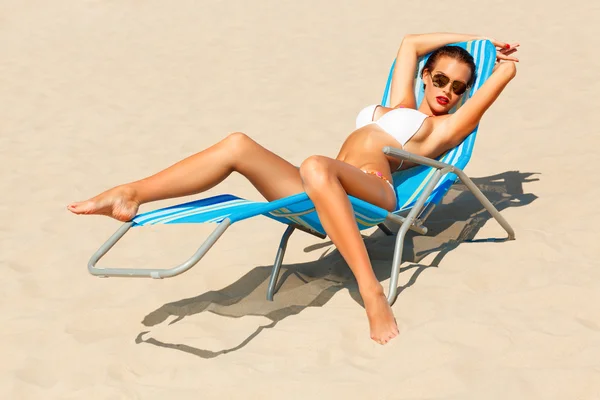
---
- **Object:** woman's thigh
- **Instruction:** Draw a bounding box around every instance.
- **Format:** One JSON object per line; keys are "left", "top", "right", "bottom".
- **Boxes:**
{"left": 300, "top": 155, "right": 397, "bottom": 212}
{"left": 232, "top": 133, "right": 304, "bottom": 201}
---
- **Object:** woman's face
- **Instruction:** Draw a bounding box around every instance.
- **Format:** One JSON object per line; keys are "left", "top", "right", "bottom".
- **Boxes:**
{"left": 423, "top": 56, "right": 472, "bottom": 115}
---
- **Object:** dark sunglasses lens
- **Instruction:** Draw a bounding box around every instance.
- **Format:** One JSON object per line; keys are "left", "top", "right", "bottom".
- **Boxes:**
{"left": 432, "top": 74, "right": 449, "bottom": 88}
{"left": 452, "top": 81, "right": 468, "bottom": 95}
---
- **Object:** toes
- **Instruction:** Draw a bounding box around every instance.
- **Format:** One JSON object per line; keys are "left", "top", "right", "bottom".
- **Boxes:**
{"left": 67, "top": 203, "right": 84, "bottom": 213}
{"left": 371, "top": 335, "right": 383, "bottom": 345}
{"left": 69, "top": 201, "right": 97, "bottom": 215}
{"left": 371, "top": 333, "right": 396, "bottom": 345}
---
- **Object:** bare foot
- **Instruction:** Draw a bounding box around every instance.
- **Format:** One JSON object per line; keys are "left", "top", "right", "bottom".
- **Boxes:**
{"left": 362, "top": 289, "right": 399, "bottom": 345}
{"left": 67, "top": 185, "right": 140, "bottom": 222}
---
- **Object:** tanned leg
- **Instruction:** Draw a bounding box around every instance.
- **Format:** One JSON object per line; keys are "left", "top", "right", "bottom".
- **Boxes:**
{"left": 299, "top": 155, "right": 399, "bottom": 345}
{"left": 68, "top": 132, "right": 304, "bottom": 221}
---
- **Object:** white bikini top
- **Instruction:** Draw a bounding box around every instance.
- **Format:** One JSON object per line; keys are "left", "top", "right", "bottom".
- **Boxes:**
{"left": 356, "top": 104, "right": 429, "bottom": 146}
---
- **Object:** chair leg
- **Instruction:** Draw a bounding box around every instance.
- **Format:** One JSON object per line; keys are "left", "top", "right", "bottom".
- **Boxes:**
{"left": 387, "top": 169, "right": 446, "bottom": 305}
{"left": 382, "top": 146, "right": 516, "bottom": 303}
{"left": 88, "top": 218, "right": 232, "bottom": 278}
{"left": 454, "top": 169, "right": 516, "bottom": 240}
{"left": 266, "top": 225, "right": 295, "bottom": 301}
{"left": 378, "top": 223, "right": 394, "bottom": 236}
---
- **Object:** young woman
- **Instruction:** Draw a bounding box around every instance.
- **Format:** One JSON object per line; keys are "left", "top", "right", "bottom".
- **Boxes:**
{"left": 68, "top": 32, "right": 519, "bottom": 345}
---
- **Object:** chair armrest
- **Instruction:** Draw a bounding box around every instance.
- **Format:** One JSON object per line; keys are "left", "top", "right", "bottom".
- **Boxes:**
{"left": 382, "top": 146, "right": 454, "bottom": 171}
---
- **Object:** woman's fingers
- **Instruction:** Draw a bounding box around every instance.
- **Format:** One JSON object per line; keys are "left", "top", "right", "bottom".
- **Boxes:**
{"left": 501, "top": 44, "right": 520, "bottom": 54}
{"left": 497, "top": 53, "right": 519, "bottom": 62}
{"left": 501, "top": 48, "right": 518, "bottom": 56}
{"left": 489, "top": 38, "right": 507, "bottom": 48}
{"left": 496, "top": 54, "right": 519, "bottom": 61}
{"left": 490, "top": 39, "right": 520, "bottom": 63}
{"left": 496, "top": 42, "right": 520, "bottom": 62}
{"left": 491, "top": 39, "right": 520, "bottom": 50}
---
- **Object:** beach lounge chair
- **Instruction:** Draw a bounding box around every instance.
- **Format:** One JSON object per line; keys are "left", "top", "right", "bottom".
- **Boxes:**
{"left": 87, "top": 40, "right": 515, "bottom": 305}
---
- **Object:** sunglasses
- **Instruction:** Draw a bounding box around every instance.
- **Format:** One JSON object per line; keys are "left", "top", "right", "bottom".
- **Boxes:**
{"left": 431, "top": 72, "right": 469, "bottom": 96}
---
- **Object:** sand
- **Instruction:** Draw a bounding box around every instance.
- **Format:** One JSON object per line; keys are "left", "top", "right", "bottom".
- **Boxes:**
{"left": 1, "top": 0, "right": 600, "bottom": 398}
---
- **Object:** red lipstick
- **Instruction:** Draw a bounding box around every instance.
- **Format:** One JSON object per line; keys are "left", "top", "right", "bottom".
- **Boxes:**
{"left": 436, "top": 96, "right": 449, "bottom": 106}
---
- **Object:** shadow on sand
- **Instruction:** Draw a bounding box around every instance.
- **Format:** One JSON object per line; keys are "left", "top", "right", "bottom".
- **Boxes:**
{"left": 135, "top": 170, "right": 538, "bottom": 358}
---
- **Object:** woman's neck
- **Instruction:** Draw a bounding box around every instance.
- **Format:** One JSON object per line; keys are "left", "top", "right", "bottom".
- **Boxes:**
{"left": 417, "top": 101, "right": 435, "bottom": 117}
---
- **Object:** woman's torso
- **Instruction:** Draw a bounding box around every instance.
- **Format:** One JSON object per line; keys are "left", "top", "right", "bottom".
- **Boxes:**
{"left": 336, "top": 105, "right": 450, "bottom": 174}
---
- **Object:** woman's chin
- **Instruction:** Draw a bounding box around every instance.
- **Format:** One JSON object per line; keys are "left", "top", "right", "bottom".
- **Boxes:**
{"left": 425, "top": 98, "right": 454, "bottom": 115}
{"left": 430, "top": 103, "right": 449, "bottom": 115}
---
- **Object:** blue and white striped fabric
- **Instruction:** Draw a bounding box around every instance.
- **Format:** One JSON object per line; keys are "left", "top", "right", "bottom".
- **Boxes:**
{"left": 132, "top": 192, "right": 388, "bottom": 236}
{"left": 380, "top": 40, "right": 496, "bottom": 213}
{"left": 132, "top": 40, "right": 496, "bottom": 235}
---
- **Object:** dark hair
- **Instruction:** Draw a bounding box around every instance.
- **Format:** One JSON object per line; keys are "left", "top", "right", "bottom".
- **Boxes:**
{"left": 421, "top": 45, "right": 477, "bottom": 88}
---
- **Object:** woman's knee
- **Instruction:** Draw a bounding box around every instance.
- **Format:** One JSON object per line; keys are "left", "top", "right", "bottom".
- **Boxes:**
{"left": 222, "top": 132, "right": 256, "bottom": 156}
{"left": 299, "top": 155, "right": 334, "bottom": 188}
{"left": 224, "top": 131, "right": 253, "bottom": 146}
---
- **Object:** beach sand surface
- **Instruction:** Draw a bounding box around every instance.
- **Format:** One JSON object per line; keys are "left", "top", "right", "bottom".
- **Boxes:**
{"left": 1, "top": 0, "right": 600, "bottom": 398}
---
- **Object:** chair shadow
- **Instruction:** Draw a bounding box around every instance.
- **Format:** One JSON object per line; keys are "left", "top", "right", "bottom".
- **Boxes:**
{"left": 136, "top": 170, "right": 539, "bottom": 358}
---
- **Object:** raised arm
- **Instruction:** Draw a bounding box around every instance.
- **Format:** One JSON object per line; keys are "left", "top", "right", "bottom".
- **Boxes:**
{"left": 389, "top": 32, "right": 483, "bottom": 109}
{"left": 436, "top": 61, "right": 517, "bottom": 150}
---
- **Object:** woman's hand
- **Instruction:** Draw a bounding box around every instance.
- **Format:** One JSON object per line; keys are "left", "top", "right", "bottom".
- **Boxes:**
{"left": 486, "top": 38, "right": 520, "bottom": 62}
